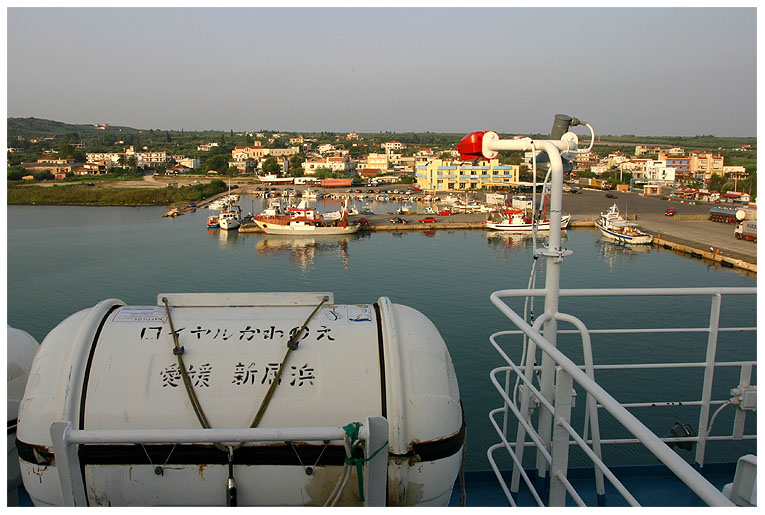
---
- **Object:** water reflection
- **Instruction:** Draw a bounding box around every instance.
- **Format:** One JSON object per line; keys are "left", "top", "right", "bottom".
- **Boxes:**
{"left": 597, "top": 238, "right": 651, "bottom": 270}
{"left": 254, "top": 234, "right": 363, "bottom": 271}
{"left": 485, "top": 231, "right": 569, "bottom": 250}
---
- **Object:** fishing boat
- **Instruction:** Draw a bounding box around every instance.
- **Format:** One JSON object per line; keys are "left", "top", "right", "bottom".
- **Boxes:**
{"left": 206, "top": 215, "right": 219, "bottom": 229}
{"left": 254, "top": 200, "right": 361, "bottom": 235}
{"left": 219, "top": 205, "right": 242, "bottom": 231}
{"left": 9, "top": 115, "right": 757, "bottom": 508}
{"left": 595, "top": 203, "right": 653, "bottom": 244}
{"left": 486, "top": 209, "right": 571, "bottom": 232}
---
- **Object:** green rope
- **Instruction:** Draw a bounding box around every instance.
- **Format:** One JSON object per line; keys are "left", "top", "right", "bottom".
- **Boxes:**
{"left": 342, "top": 422, "right": 388, "bottom": 503}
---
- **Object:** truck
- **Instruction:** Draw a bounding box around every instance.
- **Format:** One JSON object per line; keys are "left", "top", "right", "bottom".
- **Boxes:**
{"left": 734, "top": 220, "right": 756, "bottom": 242}
{"left": 578, "top": 177, "right": 613, "bottom": 190}
{"left": 709, "top": 206, "right": 746, "bottom": 223}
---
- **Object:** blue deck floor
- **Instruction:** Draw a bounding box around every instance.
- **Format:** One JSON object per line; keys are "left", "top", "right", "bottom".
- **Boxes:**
{"left": 450, "top": 463, "right": 737, "bottom": 507}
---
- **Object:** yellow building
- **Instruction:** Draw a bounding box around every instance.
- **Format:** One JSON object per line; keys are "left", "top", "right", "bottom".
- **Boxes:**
{"left": 415, "top": 159, "right": 520, "bottom": 191}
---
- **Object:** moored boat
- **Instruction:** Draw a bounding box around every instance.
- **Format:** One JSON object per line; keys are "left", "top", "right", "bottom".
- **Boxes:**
{"left": 206, "top": 215, "right": 219, "bottom": 229}
{"left": 254, "top": 199, "right": 361, "bottom": 235}
{"left": 595, "top": 203, "right": 653, "bottom": 244}
{"left": 485, "top": 209, "right": 571, "bottom": 232}
{"left": 219, "top": 205, "right": 242, "bottom": 231}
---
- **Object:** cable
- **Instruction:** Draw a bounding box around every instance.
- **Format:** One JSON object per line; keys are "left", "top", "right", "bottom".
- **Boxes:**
{"left": 706, "top": 401, "right": 732, "bottom": 437}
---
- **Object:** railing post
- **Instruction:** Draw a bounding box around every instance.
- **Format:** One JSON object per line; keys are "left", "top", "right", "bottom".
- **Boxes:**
{"left": 695, "top": 293, "right": 721, "bottom": 468}
{"left": 510, "top": 336, "right": 540, "bottom": 493}
{"left": 50, "top": 421, "right": 88, "bottom": 507}
{"left": 732, "top": 364, "right": 752, "bottom": 439}
{"left": 362, "top": 416, "right": 389, "bottom": 507}
{"left": 549, "top": 367, "right": 574, "bottom": 507}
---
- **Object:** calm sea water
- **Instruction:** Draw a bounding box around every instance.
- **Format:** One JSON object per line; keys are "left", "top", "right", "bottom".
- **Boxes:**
{"left": 6, "top": 197, "right": 757, "bottom": 470}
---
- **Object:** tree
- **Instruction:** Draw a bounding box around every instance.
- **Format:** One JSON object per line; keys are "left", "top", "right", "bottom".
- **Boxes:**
{"left": 59, "top": 144, "right": 75, "bottom": 160}
{"left": 288, "top": 154, "right": 304, "bottom": 176}
{"left": 313, "top": 167, "right": 336, "bottom": 179}
{"left": 205, "top": 154, "right": 230, "bottom": 172}
{"left": 708, "top": 173, "right": 730, "bottom": 193}
{"left": 7, "top": 166, "right": 26, "bottom": 181}
{"left": 34, "top": 171, "right": 54, "bottom": 181}
{"left": 262, "top": 157, "right": 280, "bottom": 175}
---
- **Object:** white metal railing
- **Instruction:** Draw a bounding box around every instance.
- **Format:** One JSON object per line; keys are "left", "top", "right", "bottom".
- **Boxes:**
{"left": 50, "top": 416, "right": 388, "bottom": 507}
{"left": 487, "top": 287, "right": 756, "bottom": 507}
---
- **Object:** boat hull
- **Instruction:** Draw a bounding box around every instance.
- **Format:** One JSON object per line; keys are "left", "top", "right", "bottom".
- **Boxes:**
{"left": 255, "top": 220, "right": 361, "bottom": 235}
{"left": 595, "top": 219, "right": 653, "bottom": 244}
{"left": 219, "top": 220, "right": 240, "bottom": 231}
{"left": 487, "top": 215, "right": 570, "bottom": 232}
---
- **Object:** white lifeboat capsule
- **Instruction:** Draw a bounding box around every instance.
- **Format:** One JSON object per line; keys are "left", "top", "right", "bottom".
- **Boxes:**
{"left": 17, "top": 292, "right": 463, "bottom": 507}
{"left": 8, "top": 325, "right": 39, "bottom": 506}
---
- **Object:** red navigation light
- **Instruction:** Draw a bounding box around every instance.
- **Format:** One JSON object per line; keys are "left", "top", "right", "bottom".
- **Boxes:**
{"left": 457, "top": 131, "right": 487, "bottom": 161}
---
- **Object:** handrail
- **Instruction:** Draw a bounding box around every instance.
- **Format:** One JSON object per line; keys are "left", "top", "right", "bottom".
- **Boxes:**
{"left": 488, "top": 287, "right": 752, "bottom": 507}
{"left": 50, "top": 417, "right": 389, "bottom": 507}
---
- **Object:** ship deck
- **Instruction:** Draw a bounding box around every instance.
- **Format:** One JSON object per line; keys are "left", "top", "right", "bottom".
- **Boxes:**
{"left": 450, "top": 462, "right": 737, "bottom": 507}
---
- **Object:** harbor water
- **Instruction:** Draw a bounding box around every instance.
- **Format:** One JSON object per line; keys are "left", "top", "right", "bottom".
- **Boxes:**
{"left": 7, "top": 197, "right": 757, "bottom": 471}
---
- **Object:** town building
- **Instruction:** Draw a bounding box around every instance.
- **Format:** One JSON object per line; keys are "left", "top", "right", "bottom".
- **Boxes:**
{"left": 86, "top": 152, "right": 123, "bottom": 165}
{"left": 231, "top": 145, "right": 266, "bottom": 161}
{"left": 126, "top": 146, "right": 168, "bottom": 168}
{"left": 301, "top": 156, "right": 351, "bottom": 175}
{"left": 360, "top": 153, "right": 391, "bottom": 174}
{"left": 415, "top": 159, "right": 520, "bottom": 191}
{"left": 642, "top": 160, "right": 676, "bottom": 183}
{"left": 382, "top": 141, "right": 404, "bottom": 152}
{"left": 171, "top": 156, "right": 201, "bottom": 169}
{"left": 264, "top": 147, "right": 300, "bottom": 157}
{"left": 197, "top": 143, "right": 220, "bottom": 151}
{"left": 74, "top": 161, "right": 111, "bottom": 175}
{"left": 689, "top": 151, "right": 724, "bottom": 183}
{"left": 659, "top": 152, "right": 692, "bottom": 181}
{"left": 37, "top": 157, "right": 73, "bottom": 165}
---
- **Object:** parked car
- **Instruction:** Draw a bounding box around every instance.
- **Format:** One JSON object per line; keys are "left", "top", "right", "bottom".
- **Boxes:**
{"left": 570, "top": 189, "right": 581, "bottom": 194}
{"left": 665, "top": 208, "right": 677, "bottom": 216}
{"left": 419, "top": 217, "right": 437, "bottom": 223}
{"left": 438, "top": 210, "right": 453, "bottom": 216}
{"left": 605, "top": 193, "right": 617, "bottom": 198}
{"left": 389, "top": 217, "right": 407, "bottom": 224}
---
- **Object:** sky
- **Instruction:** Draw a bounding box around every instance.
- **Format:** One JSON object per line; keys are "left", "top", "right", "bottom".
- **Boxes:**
{"left": 4, "top": 4, "right": 760, "bottom": 137}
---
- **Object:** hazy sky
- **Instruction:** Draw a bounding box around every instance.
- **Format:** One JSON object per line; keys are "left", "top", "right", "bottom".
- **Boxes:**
{"left": 6, "top": 6, "right": 758, "bottom": 136}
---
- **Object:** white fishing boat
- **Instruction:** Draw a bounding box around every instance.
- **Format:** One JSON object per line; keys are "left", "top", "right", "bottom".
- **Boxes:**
{"left": 219, "top": 205, "right": 241, "bottom": 231}
{"left": 486, "top": 209, "right": 570, "bottom": 232}
{"left": 303, "top": 189, "right": 322, "bottom": 200}
{"left": 595, "top": 203, "right": 653, "bottom": 244}
{"left": 254, "top": 199, "right": 361, "bottom": 235}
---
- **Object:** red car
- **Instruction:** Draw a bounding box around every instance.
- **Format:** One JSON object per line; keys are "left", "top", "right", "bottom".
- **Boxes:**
{"left": 437, "top": 210, "right": 452, "bottom": 216}
{"left": 665, "top": 208, "right": 676, "bottom": 216}
{"left": 419, "top": 217, "right": 437, "bottom": 223}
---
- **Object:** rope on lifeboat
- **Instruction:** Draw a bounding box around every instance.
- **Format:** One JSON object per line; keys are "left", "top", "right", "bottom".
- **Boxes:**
{"left": 162, "top": 295, "right": 329, "bottom": 505}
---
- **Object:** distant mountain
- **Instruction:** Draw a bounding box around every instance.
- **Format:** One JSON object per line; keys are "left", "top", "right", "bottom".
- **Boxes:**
{"left": 7, "top": 117, "right": 141, "bottom": 140}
